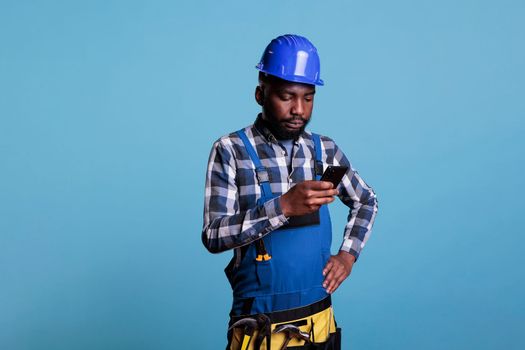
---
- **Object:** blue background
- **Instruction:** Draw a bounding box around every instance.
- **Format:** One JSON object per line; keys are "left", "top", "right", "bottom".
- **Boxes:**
{"left": 1, "top": 1, "right": 524, "bottom": 349}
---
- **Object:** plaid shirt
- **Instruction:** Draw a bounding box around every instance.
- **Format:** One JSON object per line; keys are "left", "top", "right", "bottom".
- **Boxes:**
{"left": 202, "top": 115, "right": 378, "bottom": 261}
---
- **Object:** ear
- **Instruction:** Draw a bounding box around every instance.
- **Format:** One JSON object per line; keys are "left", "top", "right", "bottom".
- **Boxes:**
{"left": 255, "top": 85, "right": 264, "bottom": 106}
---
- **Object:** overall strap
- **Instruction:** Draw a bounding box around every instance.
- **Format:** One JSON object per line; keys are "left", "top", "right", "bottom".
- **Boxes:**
{"left": 312, "top": 133, "right": 324, "bottom": 180}
{"left": 236, "top": 130, "right": 273, "bottom": 201}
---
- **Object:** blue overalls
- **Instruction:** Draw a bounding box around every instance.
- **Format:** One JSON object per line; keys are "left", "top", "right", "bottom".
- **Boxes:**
{"left": 228, "top": 130, "right": 332, "bottom": 316}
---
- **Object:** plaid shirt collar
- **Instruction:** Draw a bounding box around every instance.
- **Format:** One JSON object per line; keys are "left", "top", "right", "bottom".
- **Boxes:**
{"left": 254, "top": 113, "right": 303, "bottom": 146}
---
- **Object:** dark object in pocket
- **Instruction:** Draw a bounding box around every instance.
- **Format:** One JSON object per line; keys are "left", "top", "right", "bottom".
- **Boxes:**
{"left": 284, "top": 210, "right": 320, "bottom": 228}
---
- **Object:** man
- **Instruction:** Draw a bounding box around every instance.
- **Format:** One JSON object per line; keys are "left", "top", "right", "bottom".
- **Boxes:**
{"left": 202, "top": 34, "right": 378, "bottom": 350}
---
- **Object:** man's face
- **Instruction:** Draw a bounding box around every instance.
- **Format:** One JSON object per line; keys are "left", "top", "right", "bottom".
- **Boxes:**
{"left": 256, "top": 77, "right": 316, "bottom": 140}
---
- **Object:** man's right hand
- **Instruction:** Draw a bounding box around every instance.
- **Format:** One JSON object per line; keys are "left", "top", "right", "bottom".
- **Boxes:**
{"left": 280, "top": 181, "right": 339, "bottom": 217}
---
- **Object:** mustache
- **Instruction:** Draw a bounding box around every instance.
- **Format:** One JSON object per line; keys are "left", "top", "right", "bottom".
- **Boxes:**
{"left": 281, "top": 116, "right": 308, "bottom": 123}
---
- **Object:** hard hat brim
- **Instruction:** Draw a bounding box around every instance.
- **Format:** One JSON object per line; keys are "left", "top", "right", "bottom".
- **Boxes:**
{"left": 257, "top": 68, "right": 324, "bottom": 86}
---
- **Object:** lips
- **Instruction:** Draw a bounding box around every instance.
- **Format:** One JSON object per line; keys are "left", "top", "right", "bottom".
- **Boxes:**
{"left": 283, "top": 120, "right": 304, "bottom": 130}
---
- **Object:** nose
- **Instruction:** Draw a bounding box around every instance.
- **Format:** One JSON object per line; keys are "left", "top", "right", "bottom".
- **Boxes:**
{"left": 291, "top": 98, "right": 304, "bottom": 117}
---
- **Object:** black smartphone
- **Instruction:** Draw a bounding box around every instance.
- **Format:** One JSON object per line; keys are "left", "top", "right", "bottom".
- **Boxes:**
{"left": 320, "top": 165, "right": 348, "bottom": 188}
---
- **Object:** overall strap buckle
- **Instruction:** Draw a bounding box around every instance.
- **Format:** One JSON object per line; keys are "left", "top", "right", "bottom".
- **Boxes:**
{"left": 255, "top": 166, "right": 270, "bottom": 184}
{"left": 315, "top": 160, "right": 324, "bottom": 177}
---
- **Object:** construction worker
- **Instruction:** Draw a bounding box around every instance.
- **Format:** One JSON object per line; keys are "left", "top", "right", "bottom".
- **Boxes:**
{"left": 202, "top": 34, "right": 378, "bottom": 350}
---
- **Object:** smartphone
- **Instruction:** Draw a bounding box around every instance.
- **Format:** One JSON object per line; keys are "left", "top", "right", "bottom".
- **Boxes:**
{"left": 320, "top": 165, "right": 348, "bottom": 188}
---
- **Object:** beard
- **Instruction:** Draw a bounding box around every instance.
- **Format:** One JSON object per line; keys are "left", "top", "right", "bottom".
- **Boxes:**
{"left": 262, "top": 111, "right": 310, "bottom": 140}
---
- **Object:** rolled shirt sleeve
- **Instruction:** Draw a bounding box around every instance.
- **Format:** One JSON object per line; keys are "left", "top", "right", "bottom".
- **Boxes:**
{"left": 324, "top": 137, "right": 379, "bottom": 261}
{"left": 202, "top": 139, "right": 288, "bottom": 253}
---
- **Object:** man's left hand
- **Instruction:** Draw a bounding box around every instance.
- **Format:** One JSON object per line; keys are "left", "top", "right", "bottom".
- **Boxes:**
{"left": 322, "top": 251, "right": 356, "bottom": 294}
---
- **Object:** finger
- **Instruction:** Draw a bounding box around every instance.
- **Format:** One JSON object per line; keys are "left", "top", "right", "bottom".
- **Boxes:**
{"left": 327, "top": 278, "right": 341, "bottom": 294}
{"left": 309, "top": 181, "right": 334, "bottom": 190}
{"left": 323, "top": 273, "right": 335, "bottom": 293}
{"left": 323, "top": 264, "right": 337, "bottom": 289}
{"left": 329, "top": 264, "right": 351, "bottom": 293}
{"left": 323, "top": 260, "right": 333, "bottom": 276}
{"left": 319, "top": 181, "right": 335, "bottom": 189}
{"left": 322, "top": 269, "right": 332, "bottom": 288}
{"left": 327, "top": 268, "right": 346, "bottom": 293}
{"left": 333, "top": 272, "right": 348, "bottom": 293}
{"left": 327, "top": 261, "right": 345, "bottom": 287}
{"left": 308, "top": 189, "right": 339, "bottom": 198}
{"left": 306, "top": 196, "right": 335, "bottom": 207}
{"left": 319, "top": 196, "right": 336, "bottom": 206}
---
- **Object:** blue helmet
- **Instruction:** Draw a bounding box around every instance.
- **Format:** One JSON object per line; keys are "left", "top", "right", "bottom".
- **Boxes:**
{"left": 256, "top": 34, "right": 324, "bottom": 86}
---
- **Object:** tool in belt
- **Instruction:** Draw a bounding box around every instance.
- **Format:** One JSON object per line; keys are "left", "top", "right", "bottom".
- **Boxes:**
{"left": 228, "top": 297, "right": 341, "bottom": 350}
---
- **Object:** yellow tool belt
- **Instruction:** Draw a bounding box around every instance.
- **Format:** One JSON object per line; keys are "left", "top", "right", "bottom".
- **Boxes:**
{"left": 228, "top": 296, "right": 339, "bottom": 350}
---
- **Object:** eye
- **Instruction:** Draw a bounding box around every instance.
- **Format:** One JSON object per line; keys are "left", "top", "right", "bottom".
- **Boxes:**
{"left": 279, "top": 94, "right": 292, "bottom": 101}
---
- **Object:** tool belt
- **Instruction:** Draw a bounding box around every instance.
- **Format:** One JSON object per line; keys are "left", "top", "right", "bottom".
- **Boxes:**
{"left": 227, "top": 296, "right": 341, "bottom": 350}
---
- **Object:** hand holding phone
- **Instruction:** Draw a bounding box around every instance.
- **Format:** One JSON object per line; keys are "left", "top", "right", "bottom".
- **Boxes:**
{"left": 280, "top": 180, "right": 339, "bottom": 217}
{"left": 320, "top": 165, "right": 348, "bottom": 188}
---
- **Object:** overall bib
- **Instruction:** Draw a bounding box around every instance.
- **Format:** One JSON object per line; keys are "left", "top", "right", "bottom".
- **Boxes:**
{"left": 226, "top": 130, "right": 341, "bottom": 349}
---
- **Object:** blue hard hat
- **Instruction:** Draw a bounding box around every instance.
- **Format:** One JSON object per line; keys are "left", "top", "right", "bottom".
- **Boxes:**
{"left": 256, "top": 34, "right": 324, "bottom": 86}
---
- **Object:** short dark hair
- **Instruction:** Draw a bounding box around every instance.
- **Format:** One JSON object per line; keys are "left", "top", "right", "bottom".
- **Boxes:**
{"left": 258, "top": 71, "right": 280, "bottom": 85}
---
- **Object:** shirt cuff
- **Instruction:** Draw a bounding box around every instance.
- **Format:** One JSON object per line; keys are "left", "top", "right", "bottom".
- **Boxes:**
{"left": 264, "top": 197, "right": 288, "bottom": 228}
{"left": 339, "top": 238, "right": 362, "bottom": 262}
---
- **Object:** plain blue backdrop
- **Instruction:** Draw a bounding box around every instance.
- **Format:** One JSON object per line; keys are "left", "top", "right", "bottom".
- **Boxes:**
{"left": 1, "top": 1, "right": 524, "bottom": 349}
